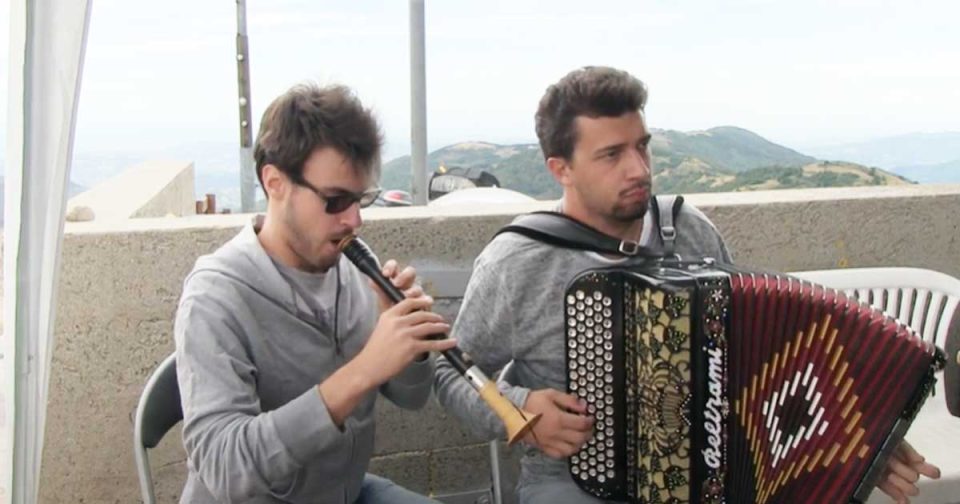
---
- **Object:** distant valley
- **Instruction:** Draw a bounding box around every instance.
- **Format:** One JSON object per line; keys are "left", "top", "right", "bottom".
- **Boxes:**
{"left": 805, "top": 132, "right": 960, "bottom": 184}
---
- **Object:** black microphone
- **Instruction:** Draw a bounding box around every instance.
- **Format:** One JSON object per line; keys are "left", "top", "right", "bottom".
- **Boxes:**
{"left": 339, "top": 235, "right": 407, "bottom": 302}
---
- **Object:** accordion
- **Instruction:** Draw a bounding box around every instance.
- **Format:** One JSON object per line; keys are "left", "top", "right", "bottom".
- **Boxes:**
{"left": 564, "top": 262, "right": 945, "bottom": 503}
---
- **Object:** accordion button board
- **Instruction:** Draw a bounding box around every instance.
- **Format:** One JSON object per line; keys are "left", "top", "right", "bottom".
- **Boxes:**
{"left": 564, "top": 263, "right": 944, "bottom": 504}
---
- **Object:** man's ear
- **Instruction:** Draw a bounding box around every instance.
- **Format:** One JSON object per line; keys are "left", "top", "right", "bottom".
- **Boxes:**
{"left": 260, "top": 164, "right": 289, "bottom": 201}
{"left": 546, "top": 156, "right": 573, "bottom": 187}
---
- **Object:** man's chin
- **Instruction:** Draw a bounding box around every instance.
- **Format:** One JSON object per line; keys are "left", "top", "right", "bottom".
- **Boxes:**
{"left": 612, "top": 203, "right": 648, "bottom": 222}
{"left": 304, "top": 249, "right": 340, "bottom": 273}
{"left": 319, "top": 255, "right": 341, "bottom": 272}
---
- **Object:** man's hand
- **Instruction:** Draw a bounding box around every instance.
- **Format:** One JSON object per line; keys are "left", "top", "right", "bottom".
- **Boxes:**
{"left": 356, "top": 296, "right": 455, "bottom": 386}
{"left": 521, "top": 389, "right": 595, "bottom": 459}
{"left": 372, "top": 259, "right": 425, "bottom": 312}
{"left": 876, "top": 440, "right": 940, "bottom": 503}
{"left": 320, "top": 295, "right": 455, "bottom": 426}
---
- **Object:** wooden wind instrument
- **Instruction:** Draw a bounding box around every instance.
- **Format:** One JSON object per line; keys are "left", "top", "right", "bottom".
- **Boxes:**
{"left": 339, "top": 235, "right": 540, "bottom": 444}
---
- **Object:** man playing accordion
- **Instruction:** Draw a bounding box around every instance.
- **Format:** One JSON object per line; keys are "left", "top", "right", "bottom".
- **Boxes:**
{"left": 434, "top": 66, "right": 939, "bottom": 504}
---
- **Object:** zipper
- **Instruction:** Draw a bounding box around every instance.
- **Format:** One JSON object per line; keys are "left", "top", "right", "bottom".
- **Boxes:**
{"left": 333, "top": 329, "right": 342, "bottom": 357}
{"left": 333, "top": 263, "right": 343, "bottom": 357}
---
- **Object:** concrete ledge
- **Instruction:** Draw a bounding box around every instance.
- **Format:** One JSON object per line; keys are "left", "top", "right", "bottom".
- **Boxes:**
{"left": 41, "top": 185, "right": 960, "bottom": 503}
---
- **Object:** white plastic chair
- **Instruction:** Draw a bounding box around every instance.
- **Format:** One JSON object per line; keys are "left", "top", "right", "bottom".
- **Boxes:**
{"left": 790, "top": 267, "right": 960, "bottom": 350}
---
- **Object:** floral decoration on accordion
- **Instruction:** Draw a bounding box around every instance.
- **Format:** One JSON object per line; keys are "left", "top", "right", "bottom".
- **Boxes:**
{"left": 734, "top": 312, "right": 869, "bottom": 504}
{"left": 633, "top": 287, "right": 693, "bottom": 503}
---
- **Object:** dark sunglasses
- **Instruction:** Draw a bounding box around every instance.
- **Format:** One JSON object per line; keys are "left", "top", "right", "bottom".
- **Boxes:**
{"left": 294, "top": 178, "right": 382, "bottom": 214}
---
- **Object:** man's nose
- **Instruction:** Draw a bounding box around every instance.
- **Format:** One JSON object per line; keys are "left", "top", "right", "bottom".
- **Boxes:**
{"left": 625, "top": 147, "right": 651, "bottom": 178}
{"left": 340, "top": 202, "right": 363, "bottom": 230}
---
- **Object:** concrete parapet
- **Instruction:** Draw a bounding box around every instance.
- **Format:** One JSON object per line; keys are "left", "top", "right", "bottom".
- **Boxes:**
{"left": 39, "top": 184, "right": 960, "bottom": 503}
{"left": 65, "top": 160, "right": 196, "bottom": 222}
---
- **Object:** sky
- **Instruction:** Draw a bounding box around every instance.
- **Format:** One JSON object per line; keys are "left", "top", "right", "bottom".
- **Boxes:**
{"left": 2, "top": 0, "right": 959, "bottom": 164}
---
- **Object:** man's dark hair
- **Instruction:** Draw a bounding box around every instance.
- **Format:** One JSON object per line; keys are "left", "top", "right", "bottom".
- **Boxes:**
{"left": 253, "top": 83, "right": 383, "bottom": 193}
{"left": 535, "top": 66, "right": 648, "bottom": 161}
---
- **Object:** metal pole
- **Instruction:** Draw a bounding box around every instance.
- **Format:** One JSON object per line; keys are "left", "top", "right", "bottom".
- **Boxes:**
{"left": 409, "top": 0, "right": 428, "bottom": 205}
{"left": 236, "top": 0, "right": 256, "bottom": 212}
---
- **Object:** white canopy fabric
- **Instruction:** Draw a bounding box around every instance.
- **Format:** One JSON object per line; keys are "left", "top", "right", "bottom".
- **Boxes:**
{"left": 3, "top": 1, "right": 92, "bottom": 502}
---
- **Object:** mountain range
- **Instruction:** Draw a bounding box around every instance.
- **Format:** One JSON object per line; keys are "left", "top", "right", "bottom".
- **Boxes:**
{"left": 381, "top": 126, "right": 911, "bottom": 200}
{"left": 805, "top": 132, "right": 960, "bottom": 183}
{"left": 4, "top": 127, "right": 953, "bottom": 215}
{"left": 892, "top": 159, "right": 960, "bottom": 184}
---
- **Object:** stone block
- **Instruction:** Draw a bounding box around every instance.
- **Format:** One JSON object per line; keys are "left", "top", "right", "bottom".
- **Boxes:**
{"left": 369, "top": 451, "right": 432, "bottom": 495}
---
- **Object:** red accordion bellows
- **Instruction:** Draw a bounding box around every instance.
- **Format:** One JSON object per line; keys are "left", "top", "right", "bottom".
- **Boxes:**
{"left": 564, "top": 264, "right": 943, "bottom": 504}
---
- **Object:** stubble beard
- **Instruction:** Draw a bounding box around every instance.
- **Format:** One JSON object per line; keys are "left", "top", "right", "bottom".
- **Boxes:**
{"left": 610, "top": 198, "right": 649, "bottom": 223}
{"left": 610, "top": 179, "right": 652, "bottom": 223}
{"left": 282, "top": 203, "right": 337, "bottom": 273}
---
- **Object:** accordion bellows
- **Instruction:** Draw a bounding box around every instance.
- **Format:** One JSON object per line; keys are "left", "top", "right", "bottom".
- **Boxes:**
{"left": 564, "top": 263, "right": 944, "bottom": 504}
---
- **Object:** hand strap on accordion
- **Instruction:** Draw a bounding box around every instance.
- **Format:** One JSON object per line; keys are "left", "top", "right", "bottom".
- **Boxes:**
{"left": 494, "top": 195, "right": 685, "bottom": 257}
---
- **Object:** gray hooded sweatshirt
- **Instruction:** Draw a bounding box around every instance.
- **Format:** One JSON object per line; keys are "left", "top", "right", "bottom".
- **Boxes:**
{"left": 174, "top": 220, "right": 433, "bottom": 503}
{"left": 434, "top": 201, "right": 731, "bottom": 498}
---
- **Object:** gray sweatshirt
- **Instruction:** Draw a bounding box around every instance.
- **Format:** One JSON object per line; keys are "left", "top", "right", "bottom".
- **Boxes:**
{"left": 174, "top": 221, "right": 433, "bottom": 503}
{"left": 434, "top": 202, "right": 731, "bottom": 495}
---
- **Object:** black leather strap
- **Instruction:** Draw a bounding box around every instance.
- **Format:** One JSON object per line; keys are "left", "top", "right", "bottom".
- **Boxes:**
{"left": 650, "top": 195, "right": 685, "bottom": 256}
{"left": 496, "top": 211, "right": 630, "bottom": 255}
{"left": 495, "top": 195, "right": 685, "bottom": 257}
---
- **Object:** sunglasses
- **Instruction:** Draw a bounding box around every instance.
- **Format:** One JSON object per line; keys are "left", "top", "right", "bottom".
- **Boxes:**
{"left": 294, "top": 178, "right": 382, "bottom": 214}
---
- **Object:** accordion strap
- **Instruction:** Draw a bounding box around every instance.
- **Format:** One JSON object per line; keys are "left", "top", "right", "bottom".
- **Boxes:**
{"left": 651, "top": 195, "right": 684, "bottom": 256}
{"left": 495, "top": 195, "right": 685, "bottom": 257}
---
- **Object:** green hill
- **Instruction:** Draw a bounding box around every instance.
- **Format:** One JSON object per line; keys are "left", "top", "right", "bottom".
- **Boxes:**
{"left": 653, "top": 126, "right": 816, "bottom": 172}
{"left": 380, "top": 128, "right": 912, "bottom": 199}
{"left": 654, "top": 161, "right": 908, "bottom": 194}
